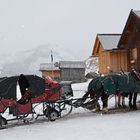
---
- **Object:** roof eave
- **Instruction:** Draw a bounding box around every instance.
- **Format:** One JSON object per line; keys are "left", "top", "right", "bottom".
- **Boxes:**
{"left": 117, "top": 9, "right": 140, "bottom": 49}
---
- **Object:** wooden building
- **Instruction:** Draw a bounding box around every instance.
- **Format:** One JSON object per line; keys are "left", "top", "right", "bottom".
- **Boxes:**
{"left": 92, "top": 34, "right": 128, "bottom": 74}
{"left": 59, "top": 61, "right": 86, "bottom": 82}
{"left": 40, "top": 61, "right": 86, "bottom": 82}
{"left": 92, "top": 10, "right": 140, "bottom": 74}
{"left": 118, "top": 10, "right": 140, "bottom": 70}
{"left": 39, "top": 63, "right": 61, "bottom": 81}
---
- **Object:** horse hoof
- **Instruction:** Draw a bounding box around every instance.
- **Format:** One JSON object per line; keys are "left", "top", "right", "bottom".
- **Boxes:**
{"left": 132, "top": 105, "right": 138, "bottom": 110}
{"left": 118, "top": 104, "right": 122, "bottom": 108}
{"left": 95, "top": 108, "right": 101, "bottom": 112}
{"left": 102, "top": 107, "right": 108, "bottom": 113}
{"left": 95, "top": 103, "right": 101, "bottom": 112}
{"left": 129, "top": 103, "right": 133, "bottom": 109}
{"left": 122, "top": 104, "right": 127, "bottom": 108}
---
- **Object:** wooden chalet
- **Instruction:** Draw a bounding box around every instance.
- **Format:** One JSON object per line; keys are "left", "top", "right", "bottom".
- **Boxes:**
{"left": 92, "top": 34, "right": 128, "bottom": 74}
{"left": 40, "top": 61, "right": 86, "bottom": 82}
{"left": 92, "top": 10, "right": 140, "bottom": 74}
{"left": 118, "top": 10, "right": 140, "bottom": 70}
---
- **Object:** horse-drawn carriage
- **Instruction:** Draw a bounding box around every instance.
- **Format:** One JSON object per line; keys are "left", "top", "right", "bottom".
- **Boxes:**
{"left": 0, "top": 74, "right": 75, "bottom": 128}
{"left": 0, "top": 68, "right": 140, "bottom": 129}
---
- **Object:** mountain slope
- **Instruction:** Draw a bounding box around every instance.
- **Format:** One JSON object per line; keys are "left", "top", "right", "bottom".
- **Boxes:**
{"left": 0, "top": 44, "right": 85, "bottom": 76}
{"left": 0, "top": 45, "right": 98, "bottom": 77}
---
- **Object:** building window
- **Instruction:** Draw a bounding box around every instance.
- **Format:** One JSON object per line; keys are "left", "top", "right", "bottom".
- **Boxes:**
{"left": 130, "top": 48, "right": 137, "bottom": 63}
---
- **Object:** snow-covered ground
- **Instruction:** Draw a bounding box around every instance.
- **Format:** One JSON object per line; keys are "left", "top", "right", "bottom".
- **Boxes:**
{"left": 1, "top": 80, "right": 140, "bottom": 140}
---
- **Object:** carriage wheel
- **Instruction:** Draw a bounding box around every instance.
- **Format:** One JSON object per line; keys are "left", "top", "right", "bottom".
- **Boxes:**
{"left": 0, "top": 116, "right": 7, "bottom": 129}
{"left": 48, "top": 109, "right": 59, "bottom": 121}
{"left": 44, "top": 107, "right": 59, "bottom": 121}
{"left": 59, "top": 102, "right": 73, "bottom": 118}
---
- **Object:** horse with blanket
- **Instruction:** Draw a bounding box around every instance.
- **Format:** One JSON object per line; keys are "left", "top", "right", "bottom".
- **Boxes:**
{"left": 83, "top": 68, "right": 140, "bottom": 111}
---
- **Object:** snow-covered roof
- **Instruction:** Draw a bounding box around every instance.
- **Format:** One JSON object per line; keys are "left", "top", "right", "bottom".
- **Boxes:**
{"left": 59, "top": 61, "right": 85, "bottom": 69}
{"left": 133, "top": 10, "right": 140, "bottom": 18}
{"left": 98, "top": 34, "right": 121, "bottom": 50}
{"left": 118, "top": 10, "right": 140, "bottom": 49}
{"left": 40, "top": 63, "right": 60, "bottom": 71}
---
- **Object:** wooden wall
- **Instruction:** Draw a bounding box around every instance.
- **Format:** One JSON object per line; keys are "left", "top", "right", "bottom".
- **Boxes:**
{"left": 129, "top": 28, "right": 140, "bottom": 70}
{"left": 98, "top": 45, "right": 129, "bottom": 74}
{"left": 110, "top": 51, "right": 128, "bottom": 73}
{"left": 60, "top": 68, "right": 85, "bottom": 82}
{"left": 99, "top": 51, "right": 110, "bottom": 74}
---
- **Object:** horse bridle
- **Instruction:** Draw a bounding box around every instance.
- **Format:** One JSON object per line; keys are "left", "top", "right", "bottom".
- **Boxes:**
{"left": 132, "top": 69, "right": 140, "bottom": 80}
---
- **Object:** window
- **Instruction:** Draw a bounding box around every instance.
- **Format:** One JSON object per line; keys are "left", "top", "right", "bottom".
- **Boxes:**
{"left": 130, "top": 48, "right": 137, "bottom": 63}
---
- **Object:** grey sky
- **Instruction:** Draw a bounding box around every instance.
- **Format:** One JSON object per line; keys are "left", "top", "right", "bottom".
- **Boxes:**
{"left": 0, "top": 0, "right": 140, "bottom": 58}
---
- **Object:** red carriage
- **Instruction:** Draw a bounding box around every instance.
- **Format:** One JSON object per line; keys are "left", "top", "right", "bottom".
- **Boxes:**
{"left": 0, "top": 74, "right": 74, "bottom": 128}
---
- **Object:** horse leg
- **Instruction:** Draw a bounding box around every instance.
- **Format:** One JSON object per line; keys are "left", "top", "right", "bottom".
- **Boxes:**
{"left": 132, "top": 93, "right": 137, "bottom": 110}
{"left": 101, "top": 93, "right": 109, "bottom": 112}
{"left": 129, "top": 93, "right": 133, "bottom": 109}
{"left": 117, "top": 93, "right": 121, "bottom": 108}
{"left": 95, "top": 102, "right": 101, "bottom": 112}
{"left": 115, "top": 95, "right": 117, "bottom": 108}
{"left": 122, "top": 96, "right": 126, "bottom": 108}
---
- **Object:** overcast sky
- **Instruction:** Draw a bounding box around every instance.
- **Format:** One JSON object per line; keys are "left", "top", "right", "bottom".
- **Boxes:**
{"left": 0, "top": 0, "right": 140, "bottom": 58}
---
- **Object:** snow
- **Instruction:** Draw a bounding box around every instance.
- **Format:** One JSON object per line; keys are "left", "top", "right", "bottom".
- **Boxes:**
{"left": 1, "top": 80, "right": 140, "bottom": 140}
{"left": 85, "top": 56, "right": 98, "bottom": 74}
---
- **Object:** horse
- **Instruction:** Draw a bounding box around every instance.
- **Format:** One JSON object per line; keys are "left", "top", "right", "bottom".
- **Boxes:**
{"left": 84, "top": 68, "right": 140, "bottom": 111}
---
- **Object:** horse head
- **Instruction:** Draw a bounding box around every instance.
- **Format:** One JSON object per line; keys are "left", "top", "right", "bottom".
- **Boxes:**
{"left": 131, "top": 67, "right": 140, "bottom": 81}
